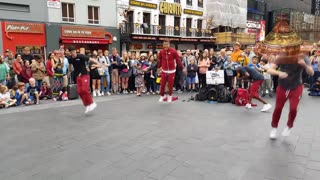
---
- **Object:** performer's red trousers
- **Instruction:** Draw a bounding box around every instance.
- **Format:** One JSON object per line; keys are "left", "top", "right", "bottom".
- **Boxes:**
{"left": 159, "top": 72, "right": 175, "bottom": 96}
{"left": 76, "top": 75, "right": 93, "bottom": 106}
{"left": 271, "top": 85, "right": 303, "bottom": 128}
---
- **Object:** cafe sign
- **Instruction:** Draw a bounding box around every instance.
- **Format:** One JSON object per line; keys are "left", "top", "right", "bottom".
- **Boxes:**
{"left": 183, "top": 9, "right": 203, "bottom": 16}
{"left": 159, "top": 2, "right": 182, "bottom": 16}
{"left": 5, "top": 22, "right": 44, "bottom": 34}
{"left": 129, "top": 0, "right": 157, "bottom": 9}
{"left": 61, "top": 26, "right": 105, "bottom": 38}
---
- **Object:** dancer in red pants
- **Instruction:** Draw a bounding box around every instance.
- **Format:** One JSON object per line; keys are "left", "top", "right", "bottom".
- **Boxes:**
{"left": 267, "top": 55, "right": 314, "bottom": 139}
{"left": 67, "top": 46, "right": 97, "bottom": 113}
{"left": 157, "top": 39, "right": 183, "bottom": 102}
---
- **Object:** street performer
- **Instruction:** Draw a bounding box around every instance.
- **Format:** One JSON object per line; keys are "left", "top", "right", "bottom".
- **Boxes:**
{"left": 260, "top": 16, "right": 314, "bottom": 139}
{"left": 67, "top": 46, "right": 97, "bottom": 113}
{"left": 157, "top": 39, "right": 183, "bottom": 102}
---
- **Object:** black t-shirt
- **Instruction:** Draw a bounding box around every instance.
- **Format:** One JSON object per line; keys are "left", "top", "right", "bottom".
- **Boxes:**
{"left": 68, "top": 54, "right": 89, "bottom": 77}
{"left": 239, "top": 66, "right": 264, "bottom": 81}
{"left": 278, "top": 56, "right": 310, "bottom": 90}
{"left": 27, "top": 86, "right": 40, "bottom": 95}
{"left": 21, "top": 54, "right": 34, "bottom": 63}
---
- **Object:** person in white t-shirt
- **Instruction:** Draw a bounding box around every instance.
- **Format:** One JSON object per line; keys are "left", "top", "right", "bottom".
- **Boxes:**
{"left": 260, "top": 58, "right": 272, "bottom": 97}
{"left": 98, "top": 50, "right": 111, "bottom": 96}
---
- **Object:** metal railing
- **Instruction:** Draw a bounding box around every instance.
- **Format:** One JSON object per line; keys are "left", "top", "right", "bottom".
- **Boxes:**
{"left": 120, "top": 22, "right": 212, "bottom": 38}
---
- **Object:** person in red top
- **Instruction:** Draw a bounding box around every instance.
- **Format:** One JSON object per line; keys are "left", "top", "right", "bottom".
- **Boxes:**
{"left": 157, "top": 39, "right": 183, "bottom": 102}
{"left": 46, "top": 53, "right": 55, "bottom": 88}
{"left": 13, "top": 54, "right": 23, "bottom": 81}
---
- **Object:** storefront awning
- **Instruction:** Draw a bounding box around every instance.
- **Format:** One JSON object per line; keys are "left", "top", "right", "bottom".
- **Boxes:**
{"left": 60, "top": 37, "right": 111, "bottom": 44}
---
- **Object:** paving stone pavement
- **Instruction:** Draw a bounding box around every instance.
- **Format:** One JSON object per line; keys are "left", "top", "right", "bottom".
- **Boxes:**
{"left": 0, "top": 90, "right": 319, "bottom": 180}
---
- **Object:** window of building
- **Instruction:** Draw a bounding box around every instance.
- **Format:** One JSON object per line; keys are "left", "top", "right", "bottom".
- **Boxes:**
{"left": 62, "top": 3, "right": 75, "bottom": 22}
{"left": 174, "top": 0, "right": 181, "bottom": 3}
{"left": 198, "top": 0, "right": 203, "bottom": 8}
{"left": 0, "top": 2, "right": 30, "bottom": 12}
{"left": 187, "top": 0, "right": 192, "bottom": 6}
{"left": 88, "top": 6, "right": 99, "bottom": 24}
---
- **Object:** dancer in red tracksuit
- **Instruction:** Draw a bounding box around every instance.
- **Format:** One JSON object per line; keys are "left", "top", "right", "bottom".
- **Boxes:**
{"left": 267, "top": 55, "right": 314, "bottom": 139}
{"left": 157, "top": 39, "right": 183, "bottom": 102}
{"left": 67, "top": 46, "right": 97, "bottom": 114}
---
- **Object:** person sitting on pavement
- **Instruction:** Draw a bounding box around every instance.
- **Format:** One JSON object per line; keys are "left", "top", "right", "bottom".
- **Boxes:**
{"left": 0, "top": 85, "right": 17, "bottom": 108}
{"left": 26, "top": 78, "right": 40, "bottom": 105}
{"left": 39, "top": 81, "right": 52, "bottom": 100}
{"left": 15, "top": 82, "right": 30, "bottom": 106}
{"left": 308, "top": 77, "right": 320, "bottom": 96}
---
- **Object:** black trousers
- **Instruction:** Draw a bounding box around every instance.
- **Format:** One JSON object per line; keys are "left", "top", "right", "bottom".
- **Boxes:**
{"left": 198, "top": 73, "right": 206, "bottom": 88}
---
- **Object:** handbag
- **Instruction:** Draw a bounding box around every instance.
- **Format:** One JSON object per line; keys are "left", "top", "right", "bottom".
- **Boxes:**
{"left": 97, "top": 68, "right": 105, "bottom": 76}
{"left": 122, "top": 68, "right": 129, "bottom": 73}
{"left": 156, "top": 77, "right": 161, "bottom": 84}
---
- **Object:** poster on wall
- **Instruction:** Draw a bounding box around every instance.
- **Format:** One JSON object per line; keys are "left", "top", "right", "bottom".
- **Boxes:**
{"left": 257, "top": 20, "right": 266, "bottom": 42}
{"left": 47, "top": 0, "right": 61, "bottom": 8}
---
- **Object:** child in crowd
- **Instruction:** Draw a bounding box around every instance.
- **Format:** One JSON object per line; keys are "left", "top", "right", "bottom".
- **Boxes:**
{"left": 309, "top": 77, "right": 320, "bottom": 96}
{"left": 39, "top": 81, "right": 52, "bottom": 100}
{"left": 248, "top": 56, "right": 261, "bottom": 69}
{"left": 0, "top": 85, "right": 17, "bottom": 108}
{"left": 53, "top": 87, "right": 68, "bottom": 101}
{"left": 15, "top": 82, "right": 30, "bottom": 106}
{"left": 187, "top": 57, "right": 198, "bottom": 92}
{"left": 260, "top": 58, "right": 272, "bottom": 97}
{"left": 26, "top": 78, "right": 40, "bottom": 104}
{"left": 134, "top": 63, "right": 144, "bottom": 96}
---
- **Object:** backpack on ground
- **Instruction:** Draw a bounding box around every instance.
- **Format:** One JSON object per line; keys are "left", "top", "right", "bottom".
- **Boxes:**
{"left": 234, "top": 88, "right": 249, "bottom": 106}
{"left": 216, "top": 85, "right": 231, "bottom": 103}
{"left": 207, "top": 87, "right": 218, "bottom": 101}
{"left": 195, "top": 87, "right": 209, "bottom": 101}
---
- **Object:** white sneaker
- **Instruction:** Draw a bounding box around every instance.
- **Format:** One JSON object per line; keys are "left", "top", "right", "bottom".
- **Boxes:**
{"left": 84, "top": 106, "right": 90, "bottom": 114}
{"left": 88, "top": 102, "right": 97, "bottom": 112}
{"left": 107, "top": 92, "right": 111, "bottom": 96}
{"left": 167, "top": 96, "right": 172, "bottom": 102}
{"left": 97, "top": 90, "right": 101, "bottom": 97}
{"left": 159, "top": 96, "right": 164, "bottom": 102}
{"left": 245, "top": 103, "right": 252, "bottom": 109}
{"left": 101, "top": 91, "right": 105, "bottom": 96}
{"left": 282, "top": 127, "right": 291, "bottom": 137}
{"left": 92, "top": 90, "right": 97, "bottom": 97}
{"left": 150, "top": 75, "right": 155, "bottom": 79}
{"left": 261, "top": 104, "right": 272, "bottom": 112}
{"left": 269, "top": 128, "right": 277, "bottom": 139}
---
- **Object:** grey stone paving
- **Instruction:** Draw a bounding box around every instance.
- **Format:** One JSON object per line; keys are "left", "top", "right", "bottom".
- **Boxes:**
{"left": 0, "top": 90, "right": 319, "bottom": 180}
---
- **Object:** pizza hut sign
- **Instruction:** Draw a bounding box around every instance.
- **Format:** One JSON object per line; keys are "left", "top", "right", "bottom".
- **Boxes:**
{"left": 5, "top": 22, "right": 44, "bottom": 34}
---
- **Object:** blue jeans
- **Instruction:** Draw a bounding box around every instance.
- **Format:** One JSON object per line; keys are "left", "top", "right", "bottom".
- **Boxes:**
{"left": 100, "top": 72, "right": 110, "bottom": 93}
{"left": 0, "top": 79, "right": 6, "bottom": 86}
{"left": 36, "top": 80, "right": 42, "bottom": 89}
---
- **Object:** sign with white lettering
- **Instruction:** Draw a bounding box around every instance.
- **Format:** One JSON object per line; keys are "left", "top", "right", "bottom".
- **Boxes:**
{"left": 5, "top": 22, "right": 44, "bottom": 34}
{"left": 61, "top": 26, "right": 105, "bottom": 38}
{"left": 47, "top": 0, "right": 61, "bottom": 8}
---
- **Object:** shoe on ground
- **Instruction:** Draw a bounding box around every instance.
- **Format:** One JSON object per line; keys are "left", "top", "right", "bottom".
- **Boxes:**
{"left": 282, "top": 127, "right": 291, "bottom": 137}
{"left": 107, "top": 92, "right": 111, "bottom": 96}
{"left": 245, "top": 103, "right": 252, "bottom": 109}
{"left": 88, "top": 102, "right": 97, "bottom": 113}
{"left": 167, "top": 96, "right": 172, "bottom": 102}
{"left": 261, "top": 104, "right": 272, "bottom": 112}
{"left": 92, "top": 91, "right": 97, "bottom": 97}
{"left": 270, "top": 128, "right": 277, "bottom": 140}
{"left": 159, "top": 96, "right": 164, "bottom": 102}
{"left": 97, "top": 90, "right": 101, "bottom": 97}
{"left": 101, "top": 91, "right": 105, "bottom": 96}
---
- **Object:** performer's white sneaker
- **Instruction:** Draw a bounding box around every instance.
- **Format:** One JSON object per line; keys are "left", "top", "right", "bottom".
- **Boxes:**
{"left": 84, "top": 106, "right": 90, "bottom": 114}
{"left": 167, "top": 96, "right": 172, "bottom": 102}
{"left": 245, "top": 103, "right": 252, "bottom": 109}
{"left": 269, "top": 128, "right": 277, "bottom": 140}
{"left": 88, "top": 102, "right": 97, "bottom": 112}
{"left": 159, "top": 96, "right": 164, "bottom": 102}
{"left": 261, "top": 104, "right": 272, "bottom": 112}
{"left": 282, "top": 127, "right": 291, "bottom": 137}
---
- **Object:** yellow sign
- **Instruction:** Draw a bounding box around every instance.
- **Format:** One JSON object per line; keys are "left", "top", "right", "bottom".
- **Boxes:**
{"left": 183, "top": 9, "right": 203, "bottom": 16}
{"left": 159, "top": 2, "right": 182, "bottom": 16}
{"left": 129, "top": 0, "right": 157, "bottom": 9}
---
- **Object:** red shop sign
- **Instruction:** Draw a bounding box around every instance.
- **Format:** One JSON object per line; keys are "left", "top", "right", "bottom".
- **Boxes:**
{"left": 5, "top": 22, "right": 45, "bottom": 34}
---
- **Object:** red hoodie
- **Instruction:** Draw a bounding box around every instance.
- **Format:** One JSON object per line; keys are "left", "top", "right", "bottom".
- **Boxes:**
{"left": 46, "top": 60, "right": 54, "bottom": 77}
{"left": 158, "top": 47, "right": 183, "bottom": 72}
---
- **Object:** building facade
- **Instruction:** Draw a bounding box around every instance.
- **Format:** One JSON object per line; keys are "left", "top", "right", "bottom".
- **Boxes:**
{"left": 46, "top": 0, "right": 119, "bottom": 53}
{"left": 0, "top": 0, "right": 120, "bottom": 57}
{"left": 0, "top": 0, "right": 48, "bottom": 55}
{"left": 119, "top": 0, "right": 215, "bottom": 52}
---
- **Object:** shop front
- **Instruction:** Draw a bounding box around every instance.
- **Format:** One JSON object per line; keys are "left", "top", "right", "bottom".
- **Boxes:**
{"left": 1, "top": 21, "right": 46, "bottom": 57}
{"left": 60, "top": 26, "right": 113, "bottom": 54}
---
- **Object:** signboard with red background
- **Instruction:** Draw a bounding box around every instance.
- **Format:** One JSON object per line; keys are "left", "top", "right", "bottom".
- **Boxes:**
{"left": 2, "top": 21, "right": 46, "bottom": 54}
